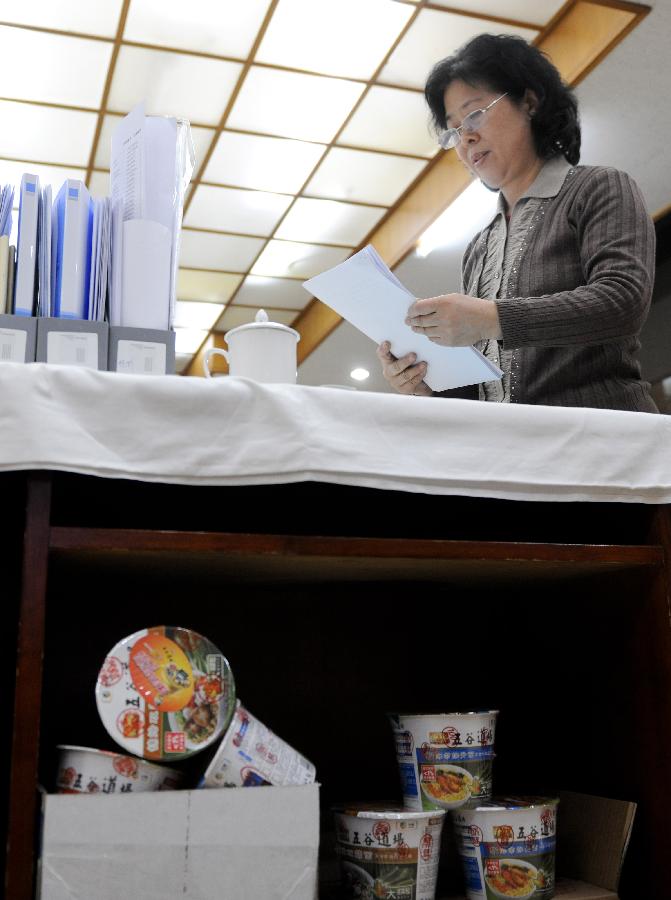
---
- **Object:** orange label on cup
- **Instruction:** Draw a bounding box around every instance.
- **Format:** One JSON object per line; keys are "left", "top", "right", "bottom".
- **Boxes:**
{"left": 129, "top": 632, "right": 194, "bottom": 712}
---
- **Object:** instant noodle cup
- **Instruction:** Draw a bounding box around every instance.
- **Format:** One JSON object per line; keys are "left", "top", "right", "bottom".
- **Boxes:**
{"left": 95, "top": 626, "right": 235, "bottom": 761}
{"left": 333, "top": 804, "right": 446, "bottom": 900}
{"left": 201, "top": 701, "right": 316, "bottom": 788}
{"left": 56, "top": 745, "right": 183, "bottom": 794}
{"left": 389, "top": 711, "right": 498, "bottom": 812}
{"left": 452, "top": 797, "right": 559, "bottom": 900}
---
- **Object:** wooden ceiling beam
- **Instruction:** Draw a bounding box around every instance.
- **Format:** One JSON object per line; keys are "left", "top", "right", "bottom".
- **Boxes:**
{"left": 292, "top": 0, "right": 649, "bottom": 365}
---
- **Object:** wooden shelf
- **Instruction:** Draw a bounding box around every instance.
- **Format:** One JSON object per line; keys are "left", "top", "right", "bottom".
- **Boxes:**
{"left": 48, "top": 527, "right": 664, "bottom": 584}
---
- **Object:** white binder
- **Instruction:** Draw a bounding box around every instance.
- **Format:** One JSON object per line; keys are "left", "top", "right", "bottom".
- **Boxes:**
{"left": 14, "top": 173, "right": 40, "bottom": 316}
{"left": 52, "top": 180, "right": 93, "bottom": 319}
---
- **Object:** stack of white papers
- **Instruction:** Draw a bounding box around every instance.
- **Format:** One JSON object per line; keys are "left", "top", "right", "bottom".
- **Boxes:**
{"left": 88, "top": 197, "right": 111, "bottom": 322}
{"left": 109, "top": 103, "right": 194, "bottom": 330}
{"left": 302, "top": 245, "right": 503, "bottom": 392}
{"left": 37, "top": 185, "right": 52, "bottom": 317}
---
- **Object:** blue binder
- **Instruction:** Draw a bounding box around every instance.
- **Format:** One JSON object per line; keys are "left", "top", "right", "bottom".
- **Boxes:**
{"left": 52, "top": 180, "right": 93, "bottom": 319}
{"left": 14, "top": 174, "right": 40, "bottom": 316}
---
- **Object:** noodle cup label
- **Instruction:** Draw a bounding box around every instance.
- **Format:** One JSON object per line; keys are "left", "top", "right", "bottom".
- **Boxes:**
{"left": 333, "top": 805, "right": 446, "bottom": 900}
{"left": 389, "top": 712, "right": 498, "bottom": 812}
{"left": 452, "top": 797, "right": 559, "bottom": 900}
{"left": 56, "top": 745, "right": 183, "bottom": 794}
{"left": 202, "top": 702, "right": 316, "bottom": 788}
{"left": 95, "top": 626, "right": 235, "bottom": 761}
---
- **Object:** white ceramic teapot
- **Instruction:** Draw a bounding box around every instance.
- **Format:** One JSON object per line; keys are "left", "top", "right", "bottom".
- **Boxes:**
{"left": 203, "top": 309, "right": 300, "bottom": 384}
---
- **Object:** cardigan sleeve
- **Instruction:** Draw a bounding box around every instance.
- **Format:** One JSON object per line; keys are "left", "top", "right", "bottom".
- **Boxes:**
{"left": 497, "top": 167, "right": 656, "bottom": 349}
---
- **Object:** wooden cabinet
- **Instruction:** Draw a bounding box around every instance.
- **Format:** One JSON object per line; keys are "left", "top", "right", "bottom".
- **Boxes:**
{"left": 5, "top": 471, "right": 671, "bottom": 899}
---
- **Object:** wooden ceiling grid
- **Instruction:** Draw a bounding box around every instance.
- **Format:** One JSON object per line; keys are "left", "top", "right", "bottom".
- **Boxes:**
{"left": 0, "top": 0, "right": 651, "bottom": 376}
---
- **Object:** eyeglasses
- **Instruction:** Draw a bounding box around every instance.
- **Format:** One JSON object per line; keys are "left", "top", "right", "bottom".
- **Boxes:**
{"left": 438, "top": 92, "right": 508, "bottom": 150}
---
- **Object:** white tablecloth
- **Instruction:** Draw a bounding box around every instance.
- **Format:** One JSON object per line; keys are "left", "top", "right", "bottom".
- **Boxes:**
{"left": 1, "top": 363, "right": 670, "bottom": 503}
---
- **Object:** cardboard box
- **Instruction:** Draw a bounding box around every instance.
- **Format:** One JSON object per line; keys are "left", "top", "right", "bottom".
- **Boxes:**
{"left": 108, "top": 326, "right": 176, "bottom": 375}
{"left": 0, "top": 313, "right": 37, "bottom": 362}
{"left": 36, "top": 317, "right": 109, "bottom": 370}
{"left": 552, "top": 791, "right": 637, "bottom": 900}
{"left": 38, "top": 783, "right": 319, "bottom": 900}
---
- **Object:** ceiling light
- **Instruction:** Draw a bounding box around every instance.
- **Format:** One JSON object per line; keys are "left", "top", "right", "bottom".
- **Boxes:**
{"left": 174, "top": 328, "right": 210, "bottom": 354}
{"left": 415, "top": 180, "right": 497, "bottom": 257}
{"left": 350, "top": 367, "right": 370, "bottom": 381}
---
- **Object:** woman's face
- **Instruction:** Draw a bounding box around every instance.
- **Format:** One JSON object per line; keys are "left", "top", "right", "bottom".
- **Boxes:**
{"left": 443, "top": 79, "right": 542, "bottom": 205}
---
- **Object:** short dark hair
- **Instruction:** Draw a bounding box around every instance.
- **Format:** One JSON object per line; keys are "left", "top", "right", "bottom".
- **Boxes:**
{"left": 424, "top": 33, "right": 581, "bottom": 165}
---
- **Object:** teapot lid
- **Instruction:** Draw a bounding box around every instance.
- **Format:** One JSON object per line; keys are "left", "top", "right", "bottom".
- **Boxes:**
{"left": 224, "top": 308, "right": 300, "bottom": 342}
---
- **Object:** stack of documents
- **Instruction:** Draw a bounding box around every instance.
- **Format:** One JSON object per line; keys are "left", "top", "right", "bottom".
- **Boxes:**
{"left": 303, "top": 245, "right": 503, "bottom": 392}
{"left": 37, "top": 185, "right": 52, "bottom": 317}
{"left": 0, "top": 184, "right": 14, "bottom": 315}
{"left": 110, "top": 103, "right": 194, "bottom": 330}
{"left": 0, "top": 185, "right": 13, "bottom": 237}
{"left": 14, "top": 174, "right": 40, "bottom": 316}
{"left": 88, "top": 197, "right": 110, "bottom": 322}
{"left": 51, "top": 180, "right": 93, "bottom": 319}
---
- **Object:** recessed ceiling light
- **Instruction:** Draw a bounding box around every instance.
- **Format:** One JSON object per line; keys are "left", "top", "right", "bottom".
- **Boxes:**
{"left": 350, "top": 367, "right": 369, "bottom": 381}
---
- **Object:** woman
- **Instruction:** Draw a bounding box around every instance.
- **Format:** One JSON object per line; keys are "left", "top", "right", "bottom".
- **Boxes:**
{"left": 377, "top": 34, "right": 657, "bottom": 412}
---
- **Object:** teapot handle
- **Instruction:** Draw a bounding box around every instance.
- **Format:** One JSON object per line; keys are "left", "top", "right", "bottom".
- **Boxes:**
{"left": 203, "top": 347, "right": 229, "bottom": 379}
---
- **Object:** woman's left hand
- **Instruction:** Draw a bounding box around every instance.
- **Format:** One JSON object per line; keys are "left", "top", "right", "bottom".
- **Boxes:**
{"left": 405, "top": 294, "right": 503, "bottom": 346}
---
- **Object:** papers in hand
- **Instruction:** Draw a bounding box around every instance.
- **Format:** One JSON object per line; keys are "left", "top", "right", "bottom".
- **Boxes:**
{"left": 302, "top": 245, "right": 502, "bottom": 392}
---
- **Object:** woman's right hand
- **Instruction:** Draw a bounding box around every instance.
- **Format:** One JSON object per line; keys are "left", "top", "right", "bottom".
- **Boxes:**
{"left": 376, "top": 341, "right": 432, "bottom": 396}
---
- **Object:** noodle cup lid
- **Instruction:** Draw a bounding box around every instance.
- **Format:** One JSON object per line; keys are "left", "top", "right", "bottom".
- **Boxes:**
{"left": 332, "top": 802, "right": 445, "bottom": 821}
{"left": 57, "top": 744, "right": 181, "bottom": 775}
{"left": 95, "top": 626, "right": 235, "bottom": 761}
{"left": 459, "top": 795, "right": 560, "bottom": 813}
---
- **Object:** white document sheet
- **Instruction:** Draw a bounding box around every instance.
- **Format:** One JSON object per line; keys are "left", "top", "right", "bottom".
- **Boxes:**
{"left": 303, "top": 245, "right": 502, "bottom": 392}
{"left": 120, "top": 219, "right": 171, "bottom": 330}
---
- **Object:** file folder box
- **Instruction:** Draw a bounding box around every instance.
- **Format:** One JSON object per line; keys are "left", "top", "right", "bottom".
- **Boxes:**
{"left": 36, "top": 318, "right": 109, "bottom": 370}
{"left": 0, "top": 314, "right": 37, "bottom": 363}
{"left": 108, "top": 326, "right": 176, "bottom": 375}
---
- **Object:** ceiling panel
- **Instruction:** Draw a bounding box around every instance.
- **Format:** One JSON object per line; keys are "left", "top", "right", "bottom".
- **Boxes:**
{"left": 255, "top": 0, "right": 413, "bottom": 80}
{"left": 227, "top": 67, "right": 366, "bottom": 143}
{"left": 178, "top": 230, "right": 265, "bottom": 271}
{"left": 429, "top": 0, "right": 566, "bottom": 27}
{"left": 177, "top": 270, "right": 243, "bottom": 304}
{"left": 275, "top": 197, "right": 386, "bottom": 246}
{"left": 124, "top": 0, "right": 273, "bottom": 56}
{"left": 184, "top": 184, "right": 293, "bottom": 236}
{"left": 379, "top": 10, "right": 539, "bottom": 90}
{"left": 108, "top": 45, "right": 243, "bottom": 124}
{"left": 173, "top": 300, "right": 224, "bottom": 330}
{"left": 1, "top": 0, "right": 123, "bottom": 37}
{"left": 203, "top": 131, "right": 327, "bottom": 194}
{"left": 233, "top": 275, "right": 312, "bottom": 311}
{"left": 338, "top": 86, "right": 439, "bottom": 157}
{"left": 0, "top": 26, "right": 112, "bottom": 108}
{"left": 175, "top": 328, "right": 210, "bottom": 354}
{"left": 251, "top": 241, "right": 350, "bottom": 278}
{"left": 0, "top": 101, "right": 98, "bottom": 167}
{"left": 304, "top": 146, "right": 426, "bottom": 205}
{"left": 88, "top": 170, "right": 110, "bottom": 198}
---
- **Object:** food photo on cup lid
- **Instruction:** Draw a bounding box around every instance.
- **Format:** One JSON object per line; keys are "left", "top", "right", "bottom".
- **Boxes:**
{"left": 95, "top": 625, "right": 236, "bottom": 762}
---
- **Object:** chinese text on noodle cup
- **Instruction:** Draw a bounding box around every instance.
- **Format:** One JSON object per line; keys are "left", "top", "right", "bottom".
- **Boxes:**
{"left": 453, "top": 797, "right": 559, "bottom": 900}
{"left": 390, "top": 711, "right": 498, "bottom": 812}
{"left": 95, "top": 626, "right": 235, "bottom": 761}
{"left": 202, "top": 702, "right": 316, "bottom": 788}
{"left": 333, "top": 805, "right": 446, "bottom": 900}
